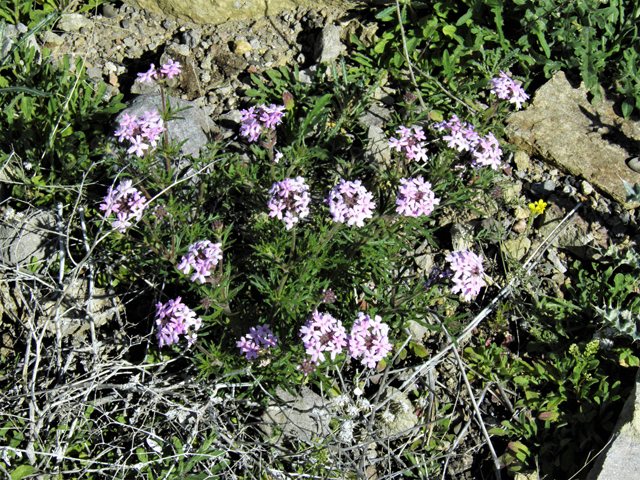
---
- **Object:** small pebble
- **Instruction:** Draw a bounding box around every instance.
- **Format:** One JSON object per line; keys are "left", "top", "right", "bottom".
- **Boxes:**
{"left": 233, "top": 40, "right": 252, "bottom": 55}
{"left": 512, "top": 219, "right": 527, "bottom": 234}
{"left": 581, "top": 180, "right": 593, "bottom": 196}
{"left": 627, "top": 157, "right": 640, "bottom": 174}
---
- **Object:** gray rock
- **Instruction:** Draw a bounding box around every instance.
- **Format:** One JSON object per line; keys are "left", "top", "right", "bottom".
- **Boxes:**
{"left": 365, "top": 124, "right": 391, "bottom": 170}
{"left": 587, "top": 368, "right": 640, "bottom": 480}
{"left": 85, "top": 67, "right": 103, "bottom": 79}
{"left": 114, "top": 94, "right": 212, "bottom": 158}
{"left": 260, "top": 386, "right": 334, "bottom": 443}
{"left": 102, "top": 3, "right": 119, "bottom": 18}
{"left": 538, "top": 194, "right": 595, "bottom": 258}
{"left": 582, "top": 180, "right": 594, "bottom": 196}
{"left": 378, "top": 387, "right": 418, "bottom": 438}
{"left": 57, "top": 13, "right": 93, "bottom": 32}
{"left": 513, "top": 150, "right": 531, "bottom": 171}
{"left": 450, "top": 223, "right": 474, "bottom": 252}
{"left": 0, "top": 209, "right": 57, "bottom": 268}
{"left": 40, "top": 279, "right": 121, "bottom": 337}
{"left": 506, "top": 70, "right": 640, "bottom": 209}
{"left": 298, "top": 65, "right": 319, "bottom": 84}
{"left": 40, "top": 31, "right": 65, "bottom": 46}
{"left": 123, "top": 0, "right": 355, "bottom": 25}
{"left": 315, "top": 24, "right": 345, "bottom": 63}
{"left": 359, "top": 103, "right": 393, "bottom": 129}
{"left": 414, "top": 253, "right": 433, "bottom": 273}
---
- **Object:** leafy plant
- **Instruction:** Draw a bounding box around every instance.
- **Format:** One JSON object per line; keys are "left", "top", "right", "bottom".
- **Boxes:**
{"left": 0, "top": 28, "right": 125, "bottom": 205}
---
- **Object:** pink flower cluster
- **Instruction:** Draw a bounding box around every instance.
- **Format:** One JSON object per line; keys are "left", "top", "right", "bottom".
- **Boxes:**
{"left": 446, "top": 250, "right": 486, "bottom": 301}
{"left": 267, "top": 177, "right": 311, "bottom": 230}
{"left": 239, "top": 104, "right": 286, "bottom": 142}
{"left": 155, "top": 297, "right": 202, "bottom": 348}
{"left": 236, "top": 324, "right": 279, "bottom": 361}
{"left": 396, "top": 177, "right": 440, "bottom": 217}
{"left": 299, "top": 311, "right": 348, "bottom": 363}
{"left": 434, "top": 115, "right": 502, "bottom": 170}
{"left": 388, "top": 125, "right": 428, "bottom": 162}
{"left": 488, "top": 71, "right": 529, "bottom": 110}
{"left": 136, "top": 58, "right": 182, "bottom": 83}
{"left": 176, "top": 240, "right": 223, "bottom": 284}
{"left": 348, "top": 313, "right": 393, "bottom": 369}
{"left": 326, "top": 179, "right": 376, "bottom": 227}
{"left": 114, "top": 110, "right": 165, "bottom": 158}
{"left": 99, "top": 179, "right": 148, "bottom": 233}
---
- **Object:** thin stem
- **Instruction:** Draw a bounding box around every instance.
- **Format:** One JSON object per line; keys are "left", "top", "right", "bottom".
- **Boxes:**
{"left": 160, "top": 87, "right": 172, "bottom": 173}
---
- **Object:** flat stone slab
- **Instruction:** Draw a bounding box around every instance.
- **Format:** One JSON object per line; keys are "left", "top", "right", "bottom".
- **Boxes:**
{"left": 506, "top": 71, "right": 640, "bottom": 209}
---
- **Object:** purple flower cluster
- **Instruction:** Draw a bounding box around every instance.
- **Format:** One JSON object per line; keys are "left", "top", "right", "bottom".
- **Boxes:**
{"left": 326, "top": 179, "right": 376, "bottom": 227}
{"left": 434, "top": 115, "right": 502, "bottom": 170}
{"left": 99, "top": 179, "right": 148, "bottom": 233}
{"left": 136, "top": 58, "right": 183, "bottom": 83}
{"left": 236, "top": 324, "right": 279, "bottom": 361}
{"left": 114, "top": 110, "right": 165, "bottom": 158}
{"left": 488, "top": 71, "right": 529, "bottom": 110}
{"left": 267, "top": 177, "right": 311, "bottom": 230}
{"left": 388, "top": 125, "right": 428, "bottom": 162}
{"left": 176, "top": 240, "right": 223, "bottom": 284}
{"left": 155, "top": 297, "right": 202, "bottom": 348}
{"left": 348, "top": 313, "right": 393, "bottom": 369}
{"left": 446, "top": 250, "right": 486, "bottom": 301}
{"left": 396, "top": 177, "right": 440, "bottom": 217}
{"left": 299, "top": 311, "right": 348, "bottom": 363}
{"left": 239, "top": 104, "right": 286, "bottom": 142}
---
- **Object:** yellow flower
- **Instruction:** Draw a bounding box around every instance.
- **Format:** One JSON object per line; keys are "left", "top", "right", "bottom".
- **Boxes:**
{"left": 529, "top": 199, "right": 547, "bottom": 215}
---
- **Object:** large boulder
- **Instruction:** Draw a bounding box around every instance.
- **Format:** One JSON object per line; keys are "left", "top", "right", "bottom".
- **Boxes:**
{"left": 123, "top": 0, "right": 360, "bottom": 25}
{"left": 506, "top": 70, "right": 640, "bottom": 210}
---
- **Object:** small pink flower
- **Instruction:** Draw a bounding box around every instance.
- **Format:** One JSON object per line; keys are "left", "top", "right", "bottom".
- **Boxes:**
{"left": 160, "top": 58, "right": 182, "bottom": 79}
{"left": 136, "top": 64, "right": 158, "bottom": 84}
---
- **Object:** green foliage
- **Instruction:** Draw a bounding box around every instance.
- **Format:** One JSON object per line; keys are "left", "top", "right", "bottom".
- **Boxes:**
{"left": 510, "top": 0, "right": 640, "bottom": 118}
{"left": 465, "top": 340, "right": 628, "bottom": 477}
{"left": 368, "top": 0, "right": 640, "bottom": 121}
{"left": 366, "top": 0, "right": 534, "bottom": 121}
{"left": 533, "top": 247, "right": 640, "bottom": 341}
{"left": 623, "top": 179, "right": 640, "bottom": 202}
{"left": 0, "top": 29, "right": 125, "bottom": 205}
{"left": 0, "top": 0, "right": 105, "bottom": 28}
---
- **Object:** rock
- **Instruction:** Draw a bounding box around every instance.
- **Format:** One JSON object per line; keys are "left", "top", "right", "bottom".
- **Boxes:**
{"left": 232, "top": 40, "right": 251, "bottom": 55}
{"left": 582, "top": 180, "right": 594, "bottom": 196}
{"left": 360, "top": 103, "right": 393, "bottom": 129}
{"left": 40, "top": 31, "right": 65, "bottom": 46}
{"left": 407, "top": 319, "right": 430, "bottom": 343}
{"left": 512, "top": 219, "right": 527, "bottom": 234}
{"left": 102, "top": 3, "right": 119, "bottom": 18}
{"left": 378, "top": 387, "right": 418, "bottom": 438}
{"left": 414, "top": 253, "right": 433, "bottom": 272}
{"left": 260, "top": 385, "right": 334, "bottom": 443}
{"left": 628, "top": 157, "right": 640, "bottom": 174}
{"left": 586, "top": 368, "right": 640, "bottom": 480}
{"left": 365, "top": 125, "right": 391, "bottom": 170}
{"left": 114, "top": 94, "right": 212, "bottom": 159}
{"left": 57, "top": 13, "right": 93, "bottom": 32}
{"left": 40, "top": 279, "right": 122, "bottom": 337}
{"left": 450, "top": 223, "right": 474, "bottom": 252}
{"left": 122, "top": 0, "right": 355, "bottom": 25}
{"left": 513, "top": 150, "right": 531, "bottom": 171}
{"left": 502, "top": 236, "right": 531, "bottom": 262}
{"left": 315, "top": 24, "right": 346, "bottom": 63}
{"left": 0, "top": 209, "right": 57, "bottom": 267}
{"left": 506, "top": 70, "right": 640, "bottom": 209}
{"left": 538, "top": 194, "right": 595, "bottom": 258}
